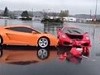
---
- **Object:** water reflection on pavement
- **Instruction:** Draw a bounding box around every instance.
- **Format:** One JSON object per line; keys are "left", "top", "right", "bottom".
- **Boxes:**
{"left": 0, "top": 21, "right": 100, "bottom": 75}
{"left": 0, "top": 45, "right": 83, "bottom": 65}
{"left": 0, "top": 45, "right": 99, "bottom": 75}
{"left": 0, "top": 46, "right": 55, "bottom": 64}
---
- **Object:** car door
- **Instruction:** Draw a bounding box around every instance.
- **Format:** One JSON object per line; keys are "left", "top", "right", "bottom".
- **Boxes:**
{"left": 5, "top": 26, "right": 39, "bottom": 45}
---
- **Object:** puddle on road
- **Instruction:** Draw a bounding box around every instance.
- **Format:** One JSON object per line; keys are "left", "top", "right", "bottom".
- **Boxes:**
{"left": 0, "top": 46, "right": 58, "bottom": 65}
{"left": 0, "top": 45, "right": 92, "bottom": 65}
{"left": 96, "top": 53, "right": 100, "bottom": 56}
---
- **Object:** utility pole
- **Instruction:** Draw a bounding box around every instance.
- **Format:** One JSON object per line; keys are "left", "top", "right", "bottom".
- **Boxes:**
{"left": 90, "top": 9, "right": 92, "bottom": 19}
{"left": 93, "top": 0, "right": 98, "bottom": 41}
{"left": 95, "top": 0, "right": 98, "bottom": 21}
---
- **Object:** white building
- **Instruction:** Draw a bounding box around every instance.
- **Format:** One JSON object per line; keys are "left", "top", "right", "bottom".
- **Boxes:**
{"left": 63, "top": 17, "right": 77, "bottom": 22}
{"left": 32, "top": 12, "right": 44, "bottom": 21}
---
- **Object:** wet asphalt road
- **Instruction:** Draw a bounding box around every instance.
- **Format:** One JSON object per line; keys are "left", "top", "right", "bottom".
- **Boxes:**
{"left": 0, "top": 20, "right": 100, "bottom": 75}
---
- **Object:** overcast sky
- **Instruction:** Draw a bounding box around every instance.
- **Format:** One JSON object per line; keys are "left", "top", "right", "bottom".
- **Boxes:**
{"left": 0, "top": 0, "right": 100, "bottom": 15}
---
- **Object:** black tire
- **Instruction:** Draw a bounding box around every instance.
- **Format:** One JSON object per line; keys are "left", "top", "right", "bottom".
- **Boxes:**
{"left": 82, "top": 47, "right": 89, "bottom": 56}
{"left": 38, "top": 37, "right": 50, "bottom": 48}
{"left": 0, "top": 50, "right": 3, "bottom": 57}
{"left": 0, "top": 35, "right": 3, "bottom": 45}
{"left": 83, "top": 51, "right": 89, "bottom": 56}
{"left": 0, "top": 45, "right": 3, "bottom": 57}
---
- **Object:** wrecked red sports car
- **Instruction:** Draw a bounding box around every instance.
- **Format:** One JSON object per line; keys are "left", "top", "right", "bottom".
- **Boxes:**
{"left": 58, "top": 48, "right": 82, "bottom": 64}
{"left": 57, "top": 27, "right": 91, "bottom": 56}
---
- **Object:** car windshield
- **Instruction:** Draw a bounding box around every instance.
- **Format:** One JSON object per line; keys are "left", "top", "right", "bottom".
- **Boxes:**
{"left": 62, "top": 27, "right": 84, "bottom": 35}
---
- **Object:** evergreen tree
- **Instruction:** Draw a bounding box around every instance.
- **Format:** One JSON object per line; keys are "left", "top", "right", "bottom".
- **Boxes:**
{"left": 59, "top": 10, "right": 69, "bottom": 17}
{"left": 3, "top": 7, "right": 9, "bottom": 17}
{"left": 21, "top": 11, "right": 29, "bottom": 18}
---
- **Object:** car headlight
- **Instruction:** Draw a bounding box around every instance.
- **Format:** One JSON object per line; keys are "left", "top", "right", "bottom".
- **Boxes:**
{"left": 86, "top": 37, "right": 89, "bottom": 40}
{"left": 62, "top": 35, "right": 66, "bottom": 38}
{"left": 76, "top": 48, "right": 83, "bottom": 52}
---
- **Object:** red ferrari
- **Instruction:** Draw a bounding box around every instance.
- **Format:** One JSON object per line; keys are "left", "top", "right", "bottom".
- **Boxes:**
{"left": 57, "top": 27, "right": 91, "bottom": 56}
{"left": 58, "top": 48, "right": 82, "bottom": 64}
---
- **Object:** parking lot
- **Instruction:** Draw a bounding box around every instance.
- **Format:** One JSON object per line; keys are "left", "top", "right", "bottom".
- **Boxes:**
{"left": 0, "top": 21, "right": 100, "bottom": 75}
